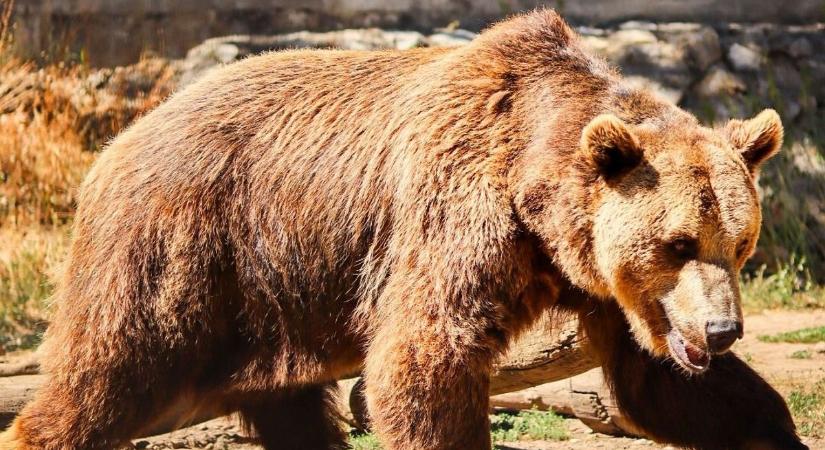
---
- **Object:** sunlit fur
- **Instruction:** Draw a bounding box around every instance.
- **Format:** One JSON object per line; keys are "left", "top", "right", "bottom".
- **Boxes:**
{"left": 1, "top": 10, "right": 801, "bottom": 450}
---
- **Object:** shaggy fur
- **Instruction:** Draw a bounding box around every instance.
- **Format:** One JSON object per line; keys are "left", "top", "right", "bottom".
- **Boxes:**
{"left": 0, "top": 9, "right": 804, "bottom": 450}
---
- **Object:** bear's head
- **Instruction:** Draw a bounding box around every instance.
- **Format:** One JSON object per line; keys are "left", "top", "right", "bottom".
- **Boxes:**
{"left": 516, "top": 105, "right": 783, "bottom": 374}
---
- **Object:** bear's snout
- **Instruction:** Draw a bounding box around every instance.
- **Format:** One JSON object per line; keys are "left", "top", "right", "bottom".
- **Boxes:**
{"left": 705, "top": 319, "right": 743, "bottom": 354}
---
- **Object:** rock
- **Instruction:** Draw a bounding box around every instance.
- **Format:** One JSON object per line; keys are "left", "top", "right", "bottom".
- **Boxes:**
{"left": 173, "top": 21, "right": 825, "bottom": 121}
{"left": 387, "top": 31, "right": 427, "bottom": 50}
{"left": 728, "top": 43, "right": 763, "bottom": 71}
{"left": 788, "top": 37, "right": 814, "bottom": 58}
{"left": 624, "top": 76, "right": 684, "bottom": 105}
{"left": 609, "top": 29, "right": 659, "bottom": 47}
{"left": 576, "top": 25, "right": 609, "bottom": 37}
{"left": 212, "top": 44, "right": 240, "bottom": 64}
{"left": 180, "top": 37, "right": 246, "bottom": 86}
{"left": 179, "top": 29, "right": 466, "bottom": 86}
{"left": 695, "top": 65, "right": 746, "bottom": 98}
{"left": 619, "top": 21, "right": 658, "bottom": 32}
{"left": 427, "top": 29, "right": 476, "bottom": 47}
{"left": 601, "top": 29, "right": 691, "bottom": 103}
{"left": 579, "top": 35, "right": 610, "bottom": 55}
{"left": 17, "top": 0, "right": 825, "bottom": 66}
{"left": 676, "top": 27, "right": 722, "bottom": 72}
{"left": 769, "top": 55, "right": 804, "bottom": 119}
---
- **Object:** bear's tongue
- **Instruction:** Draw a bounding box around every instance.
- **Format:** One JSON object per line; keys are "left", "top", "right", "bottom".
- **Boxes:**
{"left": 666, "top": 329, "right": 709, "bottom": 372}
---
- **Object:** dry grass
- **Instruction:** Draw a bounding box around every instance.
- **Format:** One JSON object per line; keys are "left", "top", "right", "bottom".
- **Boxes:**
{"left": 0, "top": 0, "right": 13, "bottom": 55}
{"left": 0, "top": 227, "right": 68, "bottom": 350}
{"left": 0, "top": 58, "right": 177, "bottom": 227}
{"left": 0, "top": 85, "right": 95, "bottom": 226}
{"left": 0, "top": 29, "right": 176, "bottom": 348}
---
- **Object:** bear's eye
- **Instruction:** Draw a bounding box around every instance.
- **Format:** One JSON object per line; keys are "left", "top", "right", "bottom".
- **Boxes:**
{"left": 736, "top": 239, "right": 751, "bottom": 259}
{"left": 667, "top": 237, "right": 699, "bottom": 261}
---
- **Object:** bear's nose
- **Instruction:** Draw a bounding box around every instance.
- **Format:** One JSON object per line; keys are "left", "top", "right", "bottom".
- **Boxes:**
{"left": 705, "top": 320, "right": 743, "bottom": 354}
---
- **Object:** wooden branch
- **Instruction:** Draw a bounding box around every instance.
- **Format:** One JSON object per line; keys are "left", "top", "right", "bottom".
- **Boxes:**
{"left": 0, "top": 357, "right": 40, "bottom": 377}
{"left": 490, "top": 312, "right": 598, "bottom": 395}
{"left": 489, "top": 368, "right": 643, "bottom": 437}
{"left": 0, "top": 375, "right": 42, "bottom": 432}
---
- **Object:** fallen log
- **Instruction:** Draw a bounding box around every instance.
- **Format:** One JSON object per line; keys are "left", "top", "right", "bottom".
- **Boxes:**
{"left": 490, "top": 312, "right": 598, "bottom": 395}
{"left": 0, "top": 312, "right": 628, "bottom": 437}
{"left": 489, "top": 368, "right": 643, "bottom": 437}
{"left": 0, "top": 357, "right": 40, "bottom": 378}
{"left": 342, "top": 312, "right": 600, "bottom": 430}
{"left": 0, "top": 375, "right": 41, "bottom": 432}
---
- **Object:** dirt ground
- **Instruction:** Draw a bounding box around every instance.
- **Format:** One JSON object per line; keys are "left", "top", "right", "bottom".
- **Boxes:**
{"left": 3, "top": 311, "right": 822, "bottom": 449}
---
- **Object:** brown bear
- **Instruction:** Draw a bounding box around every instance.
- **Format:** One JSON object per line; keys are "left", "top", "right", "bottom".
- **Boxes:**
{"left": 0, "top": 9, "right": 804, "bottom": 450}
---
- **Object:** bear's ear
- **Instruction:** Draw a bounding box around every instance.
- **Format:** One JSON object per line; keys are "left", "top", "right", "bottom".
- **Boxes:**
{"left": 723, "top": 109, "right": 783, "bottom": 174}
{"left": 580, "top": 114, "right": 643, "bottom": 180}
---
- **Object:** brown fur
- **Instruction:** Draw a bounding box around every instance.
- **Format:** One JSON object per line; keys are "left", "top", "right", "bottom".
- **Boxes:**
{"left": 0, "top": 10, "right": 803, "bottom": 450}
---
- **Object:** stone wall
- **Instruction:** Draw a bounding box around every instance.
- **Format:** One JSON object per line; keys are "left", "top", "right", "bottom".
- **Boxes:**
{"left": 10, "top": 0, "right": 825, "bottom": 66}
{"left": 179, "top": 22, "right": 825, "bottom": 123}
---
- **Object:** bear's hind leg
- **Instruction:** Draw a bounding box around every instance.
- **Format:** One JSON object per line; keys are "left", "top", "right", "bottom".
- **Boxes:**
{"left": 5, "top": 363, "right": 189, "bottom": 450}
{"left": 237, "top": 384, "right": 347, "bottom": 450}
{"left": 0, "top": 336, "right": 209, "bottom": 450}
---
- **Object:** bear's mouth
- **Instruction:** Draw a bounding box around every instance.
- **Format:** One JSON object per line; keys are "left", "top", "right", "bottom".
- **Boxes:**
{"left": 666, "top": 327, "right": 709, "bottom": 373}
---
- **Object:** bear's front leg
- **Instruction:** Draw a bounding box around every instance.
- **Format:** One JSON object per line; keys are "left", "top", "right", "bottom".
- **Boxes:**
{"left": 363, "top": 320, "right": 494, "bottom": 449}
{"left": 580, "top": 301, "right": 807, "bottom": 450}
{"left": 362, "top": 297, "right": 498, "bottom": 449}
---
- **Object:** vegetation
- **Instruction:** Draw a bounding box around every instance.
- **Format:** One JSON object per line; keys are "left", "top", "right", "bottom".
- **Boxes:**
{"left": 347, "top": 410, "right": 569, "bottom": 449}
{"left": 0, "top": 7, "right": 176, "bottom": 349}
{"left": 790, "top": 349, "right": 812, "bottom": 359}
{"left": 741, "top": 257, "right": 825, "bottom": 312}
{"left": 349, "top": 431, "right": 383, "bottom": 450}
{"left": 490, "top": 409, "right": 568, "bottom": 442}
{"left": 759, "top": 326, "right": 825, "bottom": 344}
{"left": 0, "top": 227, "right": 67, "bottom": 350}
{"left": 787, "top": 379, "right": 825, "bottom": 438}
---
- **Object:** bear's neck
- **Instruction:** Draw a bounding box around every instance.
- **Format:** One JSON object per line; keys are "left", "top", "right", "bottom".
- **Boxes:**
{"left": 510, "top": 85, "right": 679, "bottom": 300}
{"left": 509, "top": 106, "right": 611, "bottom": 299}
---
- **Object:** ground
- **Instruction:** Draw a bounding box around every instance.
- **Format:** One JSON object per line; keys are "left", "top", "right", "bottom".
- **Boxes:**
{"left": 70, "top": 309, "right": 819, "bottom": 450}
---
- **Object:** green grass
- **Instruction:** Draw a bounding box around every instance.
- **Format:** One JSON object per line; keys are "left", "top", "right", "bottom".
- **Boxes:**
{"left": 741, "top": 257, "right": 825, "bottom": 312}
{"left": 790, "top": 349, "right": 813, "bottom": 359}
{"left": 788, "top": 379, "right": 825, "bottom": 437}
{"left": 346, "top": 410, "right": 568, "bottom": 449}
{"left": 759, "top": 326, "right": 825, "bottom": 344}
{"left": 349, "top": 431, "right": 383, "bottom": 450}
{"left": 490, "top": 409, "right": 568, "bottom": 443}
